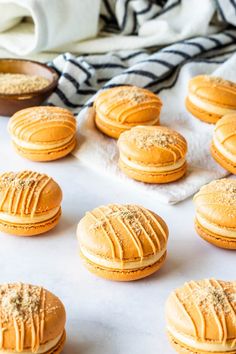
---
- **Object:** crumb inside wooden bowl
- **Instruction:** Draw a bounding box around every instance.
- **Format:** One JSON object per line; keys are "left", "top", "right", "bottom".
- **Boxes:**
{"left": 0, "top": 73, "right": 50, "bottom": 95}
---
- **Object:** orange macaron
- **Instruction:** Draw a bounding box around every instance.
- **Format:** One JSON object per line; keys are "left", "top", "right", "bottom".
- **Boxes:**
{"left": 166, "top": 278, "right": 236, "bottom": 354}
{"left": 211, "top": 114, "right": 236, "bottom": 174}
{"left": 0, "top": 282, "right": 66, "bottom": 354}
{"left": 186, "top": 75, "right": 236, "bottom": 124}
{"left": 77, "top": 204, "right": 168, "bottom": 281}
{"left": 118, "top": 125, "right": 187, "bottom": 183}
{"left": 193, "top": 178, "right": 236, "bottom": 249}
{"left": 8, "top": 106, "right": 77, "bottom": 161}
{"left": 0, "top": 170, "right": 62, "bottom": 236}
{"left": 94, "top": 85, "right": 162, "bottom": 139}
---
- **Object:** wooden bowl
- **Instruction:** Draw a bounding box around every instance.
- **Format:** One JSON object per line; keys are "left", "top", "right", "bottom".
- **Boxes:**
{"left": 0, "top": 59, "right": 59, "bottom": 116}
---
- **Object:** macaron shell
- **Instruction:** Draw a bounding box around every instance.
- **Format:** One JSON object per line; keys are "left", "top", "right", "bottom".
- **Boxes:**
{"left": 0, "top": 207, "right": 61, "bottom": 236}
{"left": 185, "top": 97, "right": 221, "bottom": 124}
{"left": 119, "top": 158, "right": 187, "bottom": 183}
{"left": 188, "top": 76, "right": 236, "bottom": 108}
{"left": 12, "top": 136, "right": 77, "bottom": 162}
{"left": 9, "top": 106, "right": 76, "bottom": 143}
{"left": 211, "top": 141, "right": 236, "bottom": 174}
{"left": 118, "top": 126, "right": 187, "bottom": 165}
{"left": 46, "top": 330, "right": 66, "bottom": 354}
{"left": 94, "top": 86, "right": 162, "bottom": 139}
{"left": 80, "top": 251, "right": 167, "bottom": 281}
{"left": 167, "top": 332, "right": 236, "bottom": 354}
{"left": 195, "top": 218, "right": 236, "bottom": 250}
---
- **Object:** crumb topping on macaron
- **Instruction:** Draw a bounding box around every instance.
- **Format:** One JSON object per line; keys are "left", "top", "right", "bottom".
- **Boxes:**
{"left": 127, "top": 126, "right": 183, "bottom": 150}
{"left": 0, "top": 283, "right": 42, "bottom": 322}
{"left": 178, "top": 279, "right": 236, "bottom": 315}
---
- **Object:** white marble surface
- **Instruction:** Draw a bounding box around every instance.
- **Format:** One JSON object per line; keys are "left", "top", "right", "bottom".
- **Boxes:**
{"left": 0, "top": 116, "right": 234, "bottom": 354}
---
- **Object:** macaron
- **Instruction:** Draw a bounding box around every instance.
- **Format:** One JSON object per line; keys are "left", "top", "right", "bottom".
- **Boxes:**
{"left": 77, "top": 203, "right": 168, "bottom": 281}
{"left": 0, "top": 282, "right": 66, "bottom": 353}
{"left": 211, "top": 114, "right": 236, "bottom": 174}
{"left": 0, "top": 170, "right": 62, "bottom": 236}
{"left": 94, "top": 85, "right": 162, "bottom": 139}
{"left": 118, "top": 125, "right": 187, "bottom": 184}
{"left": 166, "top": 278, "right": 236, "bottom": 354}
{"left": 8, "top": 106, "right": 77, "bottom": 161}
{"left": 186, "top": 75, "right": 236, "bottom": 124}
{"left": 193, "top": 178, "right": 236, "bottom": 249}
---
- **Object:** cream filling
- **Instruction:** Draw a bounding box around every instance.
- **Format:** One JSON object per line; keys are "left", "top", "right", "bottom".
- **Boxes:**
{"left": 12, "top": 135, "right": 74, "bottom": 151}
{"left": 0, "top": 207, "right": 60, "bottom": 224}
{"left": 96, "top": 110, "right": 159, "bottom": 129}
{"left": 80, "top": 244, "right": 166, "bottom": 270}
{"left": 196, "top": 213, "right": 236, "bottom": 239}
{"left": 120, "top": 153, "right": 186, "bottom": 172}
{"left": 188, "top": 93, "right": 236, "bottom": 116}
{"left": 213, "top": 135, "right": 236, "bottom": 164}
{"left": 167, "top": 326, "right": 236, "bottom": 352}
{"left": 0, "top": 332, "right": 63, "bottom": 353}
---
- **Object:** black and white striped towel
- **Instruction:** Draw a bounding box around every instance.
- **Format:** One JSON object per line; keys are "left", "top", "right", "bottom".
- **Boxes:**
{"left": 47, "top": 2, "right": 236, "bottom": 204}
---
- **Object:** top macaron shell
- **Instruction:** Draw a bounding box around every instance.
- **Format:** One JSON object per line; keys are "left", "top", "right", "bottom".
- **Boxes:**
{"left": 8, "top": 106, "right": 77, "bottom": 161}
{"left": 186, "top": 75, "right": 236, "bottom": 123}
{"left": 118, "top": 125, "right": 187, "bottom": 166}
{"left": 94, "top": 86, "right": 162, "bottom": 138}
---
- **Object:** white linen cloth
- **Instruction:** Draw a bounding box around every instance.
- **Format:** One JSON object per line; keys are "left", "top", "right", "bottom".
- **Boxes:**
{"left": 0, "top": 0, "right": 235, "bottom": 57}
{"left": 0, "top": 0, "right": 100, "bottom": 56}
{"left": 73, "top": 53, "right": 236, "bottom": 204}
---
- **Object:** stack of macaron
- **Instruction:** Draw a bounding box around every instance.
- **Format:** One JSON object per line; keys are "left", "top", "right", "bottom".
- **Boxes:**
{"left": 94, "top": 85, "right": 188, "bottom": 184}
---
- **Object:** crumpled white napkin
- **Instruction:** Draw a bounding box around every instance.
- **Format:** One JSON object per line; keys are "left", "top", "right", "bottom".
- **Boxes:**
{"left": 74, "top": 54, "right": 236, "bottom": 204}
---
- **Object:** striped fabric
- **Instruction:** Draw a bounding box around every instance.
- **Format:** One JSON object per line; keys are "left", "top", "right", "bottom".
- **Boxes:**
{"left": 215, "top": 0, "right": 236, "bottom": 25}
{"left": 48, "top": 29, "right": 236, "bottom": 114}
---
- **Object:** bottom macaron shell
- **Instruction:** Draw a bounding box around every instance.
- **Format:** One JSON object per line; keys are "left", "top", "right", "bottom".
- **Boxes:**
{"left": 185, "top": 98, "right": 221, "bottom": 124}
{"left": 119, "top": 159, "right": 187, "bottom": 184}
{"left": 211, "top": 142, "right": 236, "bottom": 174}
{"left": 195, "top": 219, "right": 236, "bottom": 250}
{"left": 80, "top": 251, "right": 167, "bottom": 281}
{"left": 13, "top": 137, "right": 77, "bottom": 162}
{"left": 0, "top": 208, "right": 61, "bottom": 236}
{"left": 45, "top": 330, "right": 66, "bottom": 354}
{"left": 167, "top": 332, "right": 236, "bottom": 354}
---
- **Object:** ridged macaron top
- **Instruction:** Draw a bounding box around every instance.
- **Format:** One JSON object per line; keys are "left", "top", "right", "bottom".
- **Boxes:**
{"left": 0, "top": 283, "right": 66, "bottom": 352}
{"left": 77, "top": 204, "right": 168, "bottom": 262}
{"left": 193, "top": 179, "right": 236, "bottom": 228}
{"left": 188, "top": 75, "right": 236, "bottom": 109}
{"left": 94, "top": 86, "right": 162, "bottom": 125}
{"left": 118, "top": 126, "right": 187, "bottom": 165}
{"left": 0, "top": 171, "right": 62, "bottom": 216}
{"left": 166, "top": 279, "right": 236, "bottom": 343}
{"left": 8, "top": 106, "right": 76, "bottom": 145}
{"left": 213, "top": 114, "right": 236, "bottom": 153}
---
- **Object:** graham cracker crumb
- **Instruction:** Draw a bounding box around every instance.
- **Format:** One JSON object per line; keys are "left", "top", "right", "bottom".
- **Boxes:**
{"left": 128, "top": 127, "right": 180, "bottom": 150}
{"left": 0, "top": 73, "right": 50, "bottom": 94}
{"left": 0, "top": 283, "right": 41, "bottom": 322}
